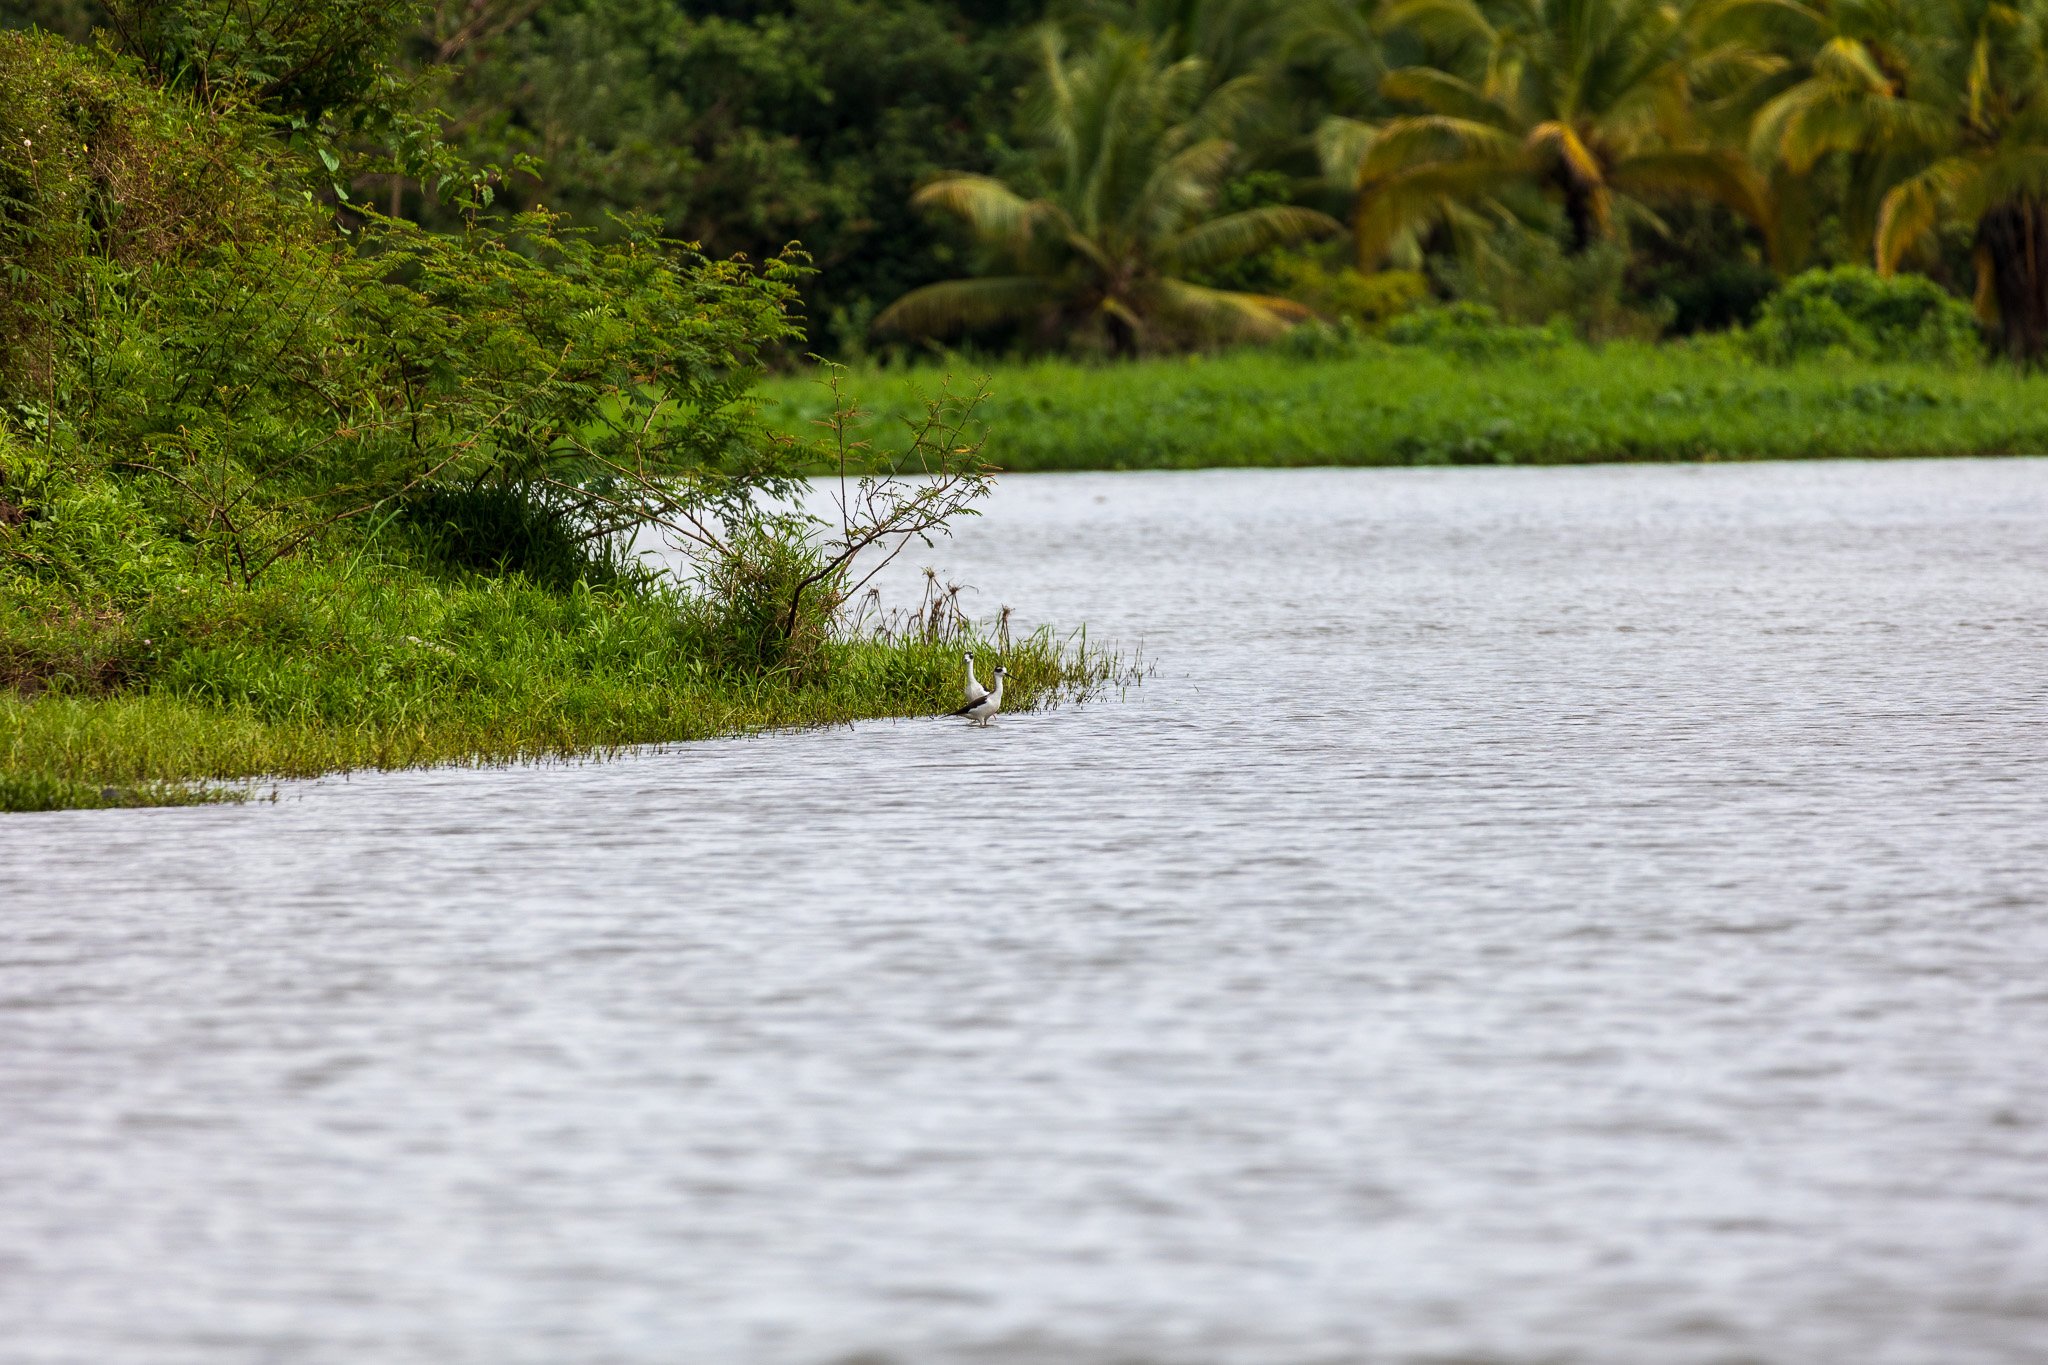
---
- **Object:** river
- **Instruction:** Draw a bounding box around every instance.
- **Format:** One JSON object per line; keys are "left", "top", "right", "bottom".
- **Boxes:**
{"left": 4, "top": 460, "right": 2047, "bottom": 1364}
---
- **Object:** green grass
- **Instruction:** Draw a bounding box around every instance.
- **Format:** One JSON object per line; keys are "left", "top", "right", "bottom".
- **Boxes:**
{"left": 0, "top": 550, "right": 1118, "bottom": 813}
{"left": 763, "top": 340, "right": 2048, "bottom": 469}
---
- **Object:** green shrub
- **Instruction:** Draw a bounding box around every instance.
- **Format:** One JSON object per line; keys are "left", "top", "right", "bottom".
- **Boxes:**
{"left": 1271, "top": 319, "right": 1369, "bottom": 360}
{"left": 1441, "top": 232, "right": 1674, "bottom": 342}
{"left": 1747, "top": 266, "right": 1982, "bottom": 366}
{"left": 0, "top": 29, "right": 303, "bottom": 395}
{"left": 5, "top": 27, "right": 817, "bottom": 594}
{"left": 689, "top": 516, "right": 844, "bottom": 676}
{"left": 1274, "top": 254, "right": 1430, "bottom": 327}
{"left": 1382, "top": 303, "right": 1569, "bottom": 360}
{"left": 95, "top": 0, "right": 419, "bottom": 123}
{"left": 398, "top": 485, "right": 630, "bottom": 590}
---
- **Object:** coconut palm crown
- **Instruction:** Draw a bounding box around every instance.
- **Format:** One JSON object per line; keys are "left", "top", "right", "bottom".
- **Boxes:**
{"left": 1318, "top": 0, "right": 1771, "bottom": 267}
{"left": 874, "top": 27, "right": 1339, "bottom": 354}
{"left": 1735, "top": 0, "right": 2048, "bottom": 356}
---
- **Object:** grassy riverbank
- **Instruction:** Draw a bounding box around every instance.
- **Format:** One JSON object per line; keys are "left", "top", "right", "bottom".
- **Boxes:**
{"left": 1, "top": 555, "right": 1112, "bottom": 813}
{"left": 762, "top": 342, "right": 2048, "bottom": 470}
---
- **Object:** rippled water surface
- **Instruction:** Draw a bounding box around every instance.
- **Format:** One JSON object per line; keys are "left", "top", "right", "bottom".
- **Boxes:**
{"left": 7, "top": 461, "right": 2048, "bottom": 1365}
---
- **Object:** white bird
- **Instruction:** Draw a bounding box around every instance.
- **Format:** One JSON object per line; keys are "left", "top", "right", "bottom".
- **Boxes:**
{"left": 962, "top": 649, "right": 989, "bottom": 706}
{"left": 953, "top": 666, "right": 1006, "bottom": 726}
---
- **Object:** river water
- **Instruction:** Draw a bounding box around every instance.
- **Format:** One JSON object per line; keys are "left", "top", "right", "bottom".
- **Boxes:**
{"left": 5, "top": 460, "right": 2048, "bottom": 1365}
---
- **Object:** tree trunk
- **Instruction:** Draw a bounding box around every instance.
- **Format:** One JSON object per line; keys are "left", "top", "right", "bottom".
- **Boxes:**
{"left": 1977, "top": 197, "right": 2048, "bottom": 362}
{"left": 1104, "top": 307, "right": 1139, "bottom": 359}
{"left": 1561, "top": 177, "right": 1597, "bottom": 255}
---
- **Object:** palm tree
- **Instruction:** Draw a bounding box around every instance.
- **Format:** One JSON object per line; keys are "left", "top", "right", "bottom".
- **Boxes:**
{"left": 1687, "top": 0, "right": 1846, "bottom": 270}
{"left": 1284, "top": 0, "right": 1508, "bottom": 269}
{"left": 1738, "top": 0, "right": 2048, "bottom": 357}
{"left": 1312, "top": 103, "right": 1534, "bottom": 271}
{"left": 1316, "top": 0, "right": 1771, "bottom": 268}
{"left": 873, "top": 28, "right": 1339, "bottom": 355}
{"left": 1137, "top": 0, "right": 1290, "bottom": 83}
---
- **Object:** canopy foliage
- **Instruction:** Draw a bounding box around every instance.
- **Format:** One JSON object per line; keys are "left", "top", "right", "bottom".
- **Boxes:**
{"left": 15, "top": 0, "right": 2048, "bottom": 356}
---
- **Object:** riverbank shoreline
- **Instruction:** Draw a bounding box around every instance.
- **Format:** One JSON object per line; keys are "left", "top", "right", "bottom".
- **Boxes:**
{"left": 762, "top": 344, "right": 2048, "bottom": 471}
{"left": 1, "top": 626, "right": 1113, "bottom": 814}
{"left": 1, "top": 542, "right": 1117, "bottom": 815}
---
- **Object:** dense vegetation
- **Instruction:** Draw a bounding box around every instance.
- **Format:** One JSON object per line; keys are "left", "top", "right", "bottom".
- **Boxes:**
{"left": 765, "top": 337, "right": 2045, "bottom": 471}
{"left": 6, "top": 0, "right": 1062, "bottom": 354}
{"left": 767, "top": 269, "right": 2011, "bottom": 468}
{"left": 0, "top": 20, "right": 1110, "bottom": 811}
{"left": 20, "top": 0, "right": 2048, "bottom": 360}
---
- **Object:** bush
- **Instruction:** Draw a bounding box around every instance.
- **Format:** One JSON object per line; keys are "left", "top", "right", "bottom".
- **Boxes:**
{"left": 398, "top": 485, "right": 630, "bottom": 590}
{"left": 1382, "top": 303, "right": 1570, "bottom": 360}
{"left": 1271, "top": 319, "right": 1367, "bottom": 360}
{"left": 0, "top": 29, "right": 812, "bottom": 594}
{"left": 1441, "top": 231, "right": 1674, "bottom": 342}
{"left": 95, "top": 0, "right": 419, "bottom": 123}
{"left": 690, "top": 516, "right": 843, "bottom": 676}
{"left": 0, "top": 26, "right": 847, "bottom": 654}
{"left": 0, "top": 29, "right": 304, "bottom": 395}
{"left": 1274, "top": 254, "right": 1430, "bottom": 327}
{"left": 1746, "top": 266, "right": 1982, "bottom": 366}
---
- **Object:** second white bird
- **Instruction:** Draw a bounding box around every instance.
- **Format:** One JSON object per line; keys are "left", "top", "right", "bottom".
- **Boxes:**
{"left": 954, "top": 666, "right": 1006, "bottom": 726}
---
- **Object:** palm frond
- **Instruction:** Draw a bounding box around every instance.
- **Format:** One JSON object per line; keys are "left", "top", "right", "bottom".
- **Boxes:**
{"left": 872, "top": 277, "right": 1061, "bottom": 339}
{"left": 1157, "top": 206, "right": 1342, "bottom": 273}
{"left": 1367, "top": 116, "right": 1526, "bottom": 176}
{"left": 1315, "top": 116, "right": 1383, "bottom": 188}
{"left": 1610, "top": 148, "right": 1773, "bottom": 235}
{"left": 1958, "top": 146, "right": 2048, "bottom": 222}
{"left": 1191, "top": 71, "right": 1273, "bottom": 141}
{"left": 1381, "top": 66, "right": 1509, "bottom": 123}
{"left": 1142, "top": 278, "right": 1314, "bottom": 344}
{"left": 1691, "top": 0, "right": 1827, "bottom": 46}
{"left": 1382, "top": 0, "right": 1500, "bottom": 51}
{"left": 1283, "top": 0, "right": 1389, "bottom": 111}
{"left": 1874, "top": 158, "right": 1975, "bottom": 272}
{"left": 1689, "top": 40, "right": 1792, "bottom": 109}
{"left": 1755, "top": 73, "right": 1952, "bottom": 173}
{"left": 1525, "top": 121, "right": 1607, "bottom": 189}
{"left": 1810, "top": 36, "right": 1895, "bottom": 93}
{"left": 1352, "top": 161, "right": 1516, "bottom": 267}
{"left": 910, "top": 176, "right": 1048, "bottom": 256}
{"left": 1136, "top": 136, "right": 1239, "bottom": 242}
